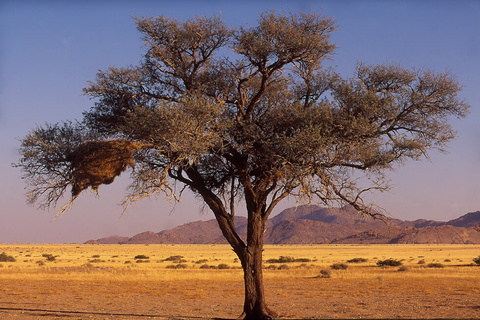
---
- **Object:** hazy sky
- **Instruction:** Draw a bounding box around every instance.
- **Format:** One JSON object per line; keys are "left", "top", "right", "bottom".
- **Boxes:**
{"left": 1, "top": 0, "right": 479, "bottom": 243}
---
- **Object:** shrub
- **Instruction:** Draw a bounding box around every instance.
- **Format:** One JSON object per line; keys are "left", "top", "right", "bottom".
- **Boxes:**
{"left": 318, "top": 269, "right": 331, "bottom": 278}
{"left": 89, "top": 259, "right": 105, "bottom": 263}
{"left": 347, "top": 257, "right": 368, "bottom": 263}
{"left": 136, "top": 259, "right": 150, "bottom": 263}
{"left": 166, "top": 264, "right": 187, "bottom": 269}
{"left": 418, "top": 259, "right": 425, "bottom": 265}
{"left": 91, "top": 254, "right": 100, "bottom": 258}
{"left": 195, "top": 259, "right": 208, "bottom": 264}
{"left": 473, "top": 256, "right": 480, "bottom": 265}
{"left": 134, "top": 255, "right": 149, "bottom": 260}
{"left": 397, "top": 266, "right": 409, "bottom": 272}
{"left": 427, "top": 263, "right": 444, "bottom": 268}
{"left": 330, "top": 263, "right": 348, "bottom": 270}
{"left": 36, "top": 261, "right": 45, "bottom": 266}
{"left": 277, "top": 264, "right": 290, "bottom": 270}
{"left": 266, "top": 256, "right": 311, "bottom": 263}
{"left": 376, "top": 259, "right": 402, "bottom": 267}
{"left": 0, "top": 252, "right": 16, "bottom": 262}
{"left": 42, "top": 254, "right": 56, "bottom": 261}
{"left": 217, "top": 263, "right": 230, "bottom": 269}
{"left": 164, "top": 255, "right": 183, "bottom": 261}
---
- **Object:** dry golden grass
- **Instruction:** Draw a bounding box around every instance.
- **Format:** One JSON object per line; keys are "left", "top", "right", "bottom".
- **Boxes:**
{"left": 1, "top": 244, "right": 479, "bottom": 319}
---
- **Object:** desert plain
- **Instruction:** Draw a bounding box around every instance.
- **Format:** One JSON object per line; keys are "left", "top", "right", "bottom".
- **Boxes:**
{"left": 0, "top": 244, "right": 479, "bottom": 319}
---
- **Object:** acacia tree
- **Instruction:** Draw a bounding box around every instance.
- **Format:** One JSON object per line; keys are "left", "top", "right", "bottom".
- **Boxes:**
{"left": 15, "top": 12, "right": 469, "bottom": 319}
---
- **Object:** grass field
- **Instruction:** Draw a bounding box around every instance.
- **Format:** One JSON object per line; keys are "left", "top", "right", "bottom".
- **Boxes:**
{"left": 0, "top": 244, "right": 479, "bottom": 319}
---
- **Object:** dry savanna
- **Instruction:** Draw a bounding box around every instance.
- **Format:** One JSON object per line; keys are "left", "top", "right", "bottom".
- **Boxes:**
{"left": 0, "top": 244, "right": 479, "bottom": 319}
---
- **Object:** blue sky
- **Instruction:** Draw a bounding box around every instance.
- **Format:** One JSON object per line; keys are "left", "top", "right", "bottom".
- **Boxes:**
{"left": 1, "top": 0, "right": 479, "bottom": 243}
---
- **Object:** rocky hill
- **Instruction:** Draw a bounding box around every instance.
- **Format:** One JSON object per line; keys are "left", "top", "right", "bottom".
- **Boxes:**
{"left": 85, "top": 205, "right": 480, "bottom": 245}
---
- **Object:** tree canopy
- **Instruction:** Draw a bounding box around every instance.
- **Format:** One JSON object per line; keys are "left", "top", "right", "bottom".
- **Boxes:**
{"left": 15, "top": 11, "right": 469, "bottom": 319}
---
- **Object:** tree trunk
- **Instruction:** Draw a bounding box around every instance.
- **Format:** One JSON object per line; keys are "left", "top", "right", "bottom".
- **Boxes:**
{"left": 237, "top": 211, "right": 277, "bottom": 320}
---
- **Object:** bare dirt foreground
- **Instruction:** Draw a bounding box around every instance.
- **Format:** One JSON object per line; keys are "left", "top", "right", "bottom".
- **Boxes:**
{"left": 0, "top": 244, "right": 479, "bottom": 319}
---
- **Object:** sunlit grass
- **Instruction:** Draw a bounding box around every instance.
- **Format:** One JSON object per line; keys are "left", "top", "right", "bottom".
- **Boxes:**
{"left": 1, "top": 244, "right": 479, "bottom": 319}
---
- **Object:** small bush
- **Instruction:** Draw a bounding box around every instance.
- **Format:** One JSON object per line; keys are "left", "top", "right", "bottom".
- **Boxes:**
{"left": 36, "top": 261, "right": 45, "bottom": 266}
{"left": 277, "top": 264, "right": 290, "bottom": 270}
{"left": 331, "top": 263, "right": 348, "bottom": 270}
{"left": 444, "top": 259, "right": 451, "bottom": 262}
{"left": 472, "top": 256, "right": 480, "bottom": 265}
{"left": 397, "top": 266, "right": 409, "bottom": 272}
{"left": 195, "top": 259, "right": 208, "bottom": 264}
{"left": 376, "top": 259, "right": 402, "bottom": 267}
{"left": 166, "top": 264, "right": 187, "bottom": 269}
{"left": 266, "top": 256, "right": 311, "bottom": 263}
{"left": 89, "top": 259, "right": 105, "bottom": 263}
{"left": 318, "top": 269, "right": 331, "bottom": 278}
{"left": 427, "top": 263, "right": 444, "bottom": 268}
{"left": 136, "top": 259, "right": 150, "bottom": 263}
{"left": 418, "top": 259, "right": 425, "bottom": 265}
{"left": 91, "top": 254, "right": 100, "bottom": 258}
{"left": 42, "top": 254, "right": 56, "bottom": 261}
{"left": 200, "top": 264, "right": 215, "bottom": 269}
{"left": 134, "top": 255, "right": 149, "bottom": 260}
{"left": 164, "top": 255, "right": 183, "bottom": 261}
{"left": 217, "top": 263, "right": 230, "bottom": 269}
{"left": 347, "top": 257, "right": 368, "bottom": 263}
{"left": 0, "top": 252, "right": 16, "bottom": 262}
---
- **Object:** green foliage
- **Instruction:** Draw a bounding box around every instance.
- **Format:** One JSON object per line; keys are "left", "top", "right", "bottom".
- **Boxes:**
{"left": 376, "top": 259, "right": 402, "bottom": 267}
{"left": 0, "top": 252, "right": 16, "bottom": 262}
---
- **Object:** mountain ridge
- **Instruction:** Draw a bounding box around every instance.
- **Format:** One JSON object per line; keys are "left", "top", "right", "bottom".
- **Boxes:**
{"left": 85, "top": 206, "right": 480, "bottom": 245}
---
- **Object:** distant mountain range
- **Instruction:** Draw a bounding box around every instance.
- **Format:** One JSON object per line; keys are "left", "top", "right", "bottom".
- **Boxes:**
{"left": 85, "top": 205, "right": 480, "bottom": 245}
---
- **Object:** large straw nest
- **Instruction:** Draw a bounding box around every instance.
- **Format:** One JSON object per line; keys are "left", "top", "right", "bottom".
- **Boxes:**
{"left": 67, "top": 140, "right": 144, "bottom": 197}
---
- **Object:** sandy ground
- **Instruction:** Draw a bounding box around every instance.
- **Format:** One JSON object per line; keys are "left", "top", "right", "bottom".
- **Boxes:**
{"left": 0, "top": 274, "right": 479, "bottom": 320}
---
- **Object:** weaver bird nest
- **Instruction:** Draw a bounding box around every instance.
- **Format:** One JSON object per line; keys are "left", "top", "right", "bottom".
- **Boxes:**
{"left": 67, "top": 140, "right": 144, "bottom": 197}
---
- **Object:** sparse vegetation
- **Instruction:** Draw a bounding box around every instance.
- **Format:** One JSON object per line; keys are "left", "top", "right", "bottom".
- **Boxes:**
{"left": 318, "top": 269, "right": 331, "bottom": 278}
{"left": 42, "top": 254, "right": 56, "bottom": 261}
{"left": 266, "top": 256, "right": 311, "bottom": 263}
{"left": 0, "top": 252, "right": 16, "bottom": 262}
{"left": 330, "top": 263, "right": 348, "bottom": 270}
{"left": 427, "top": 263, "right": 445, "bottom": 268}
{"left": 163, "top": 255, "right": 187, "bottom": 263}
{"left": 0, "top": 243, "right": 479, "bottom": 319}
{"left": 347, "top": 257, "right": 368, "bottom": 263}
{"left": 377, "top": 259, "right": 402, "bottom": 267}
{"left": 166, "top": 263, "right": 187, "bottom": 269}
{"left": 473, "top": 256, "right": 480, "bottom": 265}
{"left": 134, "top": 254, "right": 149, "bottom": 260}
